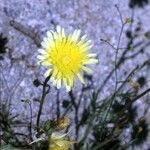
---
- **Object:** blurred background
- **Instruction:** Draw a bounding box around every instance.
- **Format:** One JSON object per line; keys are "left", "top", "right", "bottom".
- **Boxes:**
{"left": 0, "top": 0, "right": 150, "bottom": 149}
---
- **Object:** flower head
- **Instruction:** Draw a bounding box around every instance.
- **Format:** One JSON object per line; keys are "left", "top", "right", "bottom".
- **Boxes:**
{"left": 38, "top": 26, "right": 98, "bottom": 91}
{"left": 49, "top": 132, "right": 75, "bottom": 150}
{"left": 55, "top": 116, "right": 70, "bottom": 130}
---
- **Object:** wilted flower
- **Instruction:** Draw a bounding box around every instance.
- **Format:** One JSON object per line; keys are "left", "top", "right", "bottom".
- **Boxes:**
{"left": 125, "top": 17, "right": 132, "bottom": 24}
{"left": 128, "top": 79, "right": 140, "bottom": 91}
{"left": 55, "top": 116, "right": 70, "bottom": 130}
{"left": 38, "top": 26, "right": 98, "bottom": 91}
{"left": 49, "top": 132, "right": 75, "bottom": 150}
{"left": 131, "top": 118, "right": 148, "bottom": 145}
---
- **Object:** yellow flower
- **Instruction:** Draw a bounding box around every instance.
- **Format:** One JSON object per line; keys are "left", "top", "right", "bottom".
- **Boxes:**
{"left": 38, "top": 26, "right": 98, "bottom": 91}
{"left": 49, "top": 132, "right": 75, "bottom": 150}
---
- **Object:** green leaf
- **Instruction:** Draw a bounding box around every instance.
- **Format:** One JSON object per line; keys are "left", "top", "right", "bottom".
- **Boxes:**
{"left": 43, "top": 120, "right": 55, "bottom": 136}
{"left": 33, "top": 79, "right": 41, "bottom": 87}
{"left": 1, "top": 145, "right": 14, "bottom": 150}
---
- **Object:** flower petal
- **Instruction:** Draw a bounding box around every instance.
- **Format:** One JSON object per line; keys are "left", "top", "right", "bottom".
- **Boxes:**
{"left": 87, "top": 53, "right": 97, "bottom": 57}
{"left": 56, "top": 79, "right": 61, "bottom": 89}
{"left": 38, "top": 49, "right": 47, "bottom": 54}
{"left": 83, "top": 58, "right": 98, "bottom": 64}
{"left": 77, "top": 73, "right": 84, "bottom": 84}
{"left": 44, "top": 69, "right": 52, "bottom": 77}
{"left": 81, "top": 66, "right": 93, "bottom": 74}
{"left": 72, "top": 30, "right": 81, "bottom": 42}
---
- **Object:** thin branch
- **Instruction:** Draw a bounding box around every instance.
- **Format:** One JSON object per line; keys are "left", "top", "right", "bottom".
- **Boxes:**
{"left": 68, "top": 91, "right": 79, "bottom": 140}
{"left": 132, "top": 88, "right": 150, "bottom": 102}
{"left": 97, "top": 7, "right": 136, "bottom": 94}
{"left": 124, "top": 41, "right": 150, "bottom": 59}
{"left": 36, "top": 76, "right": 50, "bottom": 133}
{"left": 100, "top": 5, "right": 126, "bottom": 136}
{"left": 29, "top": 101, "right": 33, "bottom": 141}
{"left": 93, "top": 136, "right": 117, "bottom": 150}
{"left": 97, "top": 35, "right": 148, "bottom": 93}
{"left": 118, "top": 87, "right": 150, "bottom": 121}
{"left": 115, "top": 4, "right": 124, "bottom": 25}
{"left": 100, "top": 39, "right": 116, "bottom": 50}
{"left": 56, "top": 89, "right": 60, "bottom": 119}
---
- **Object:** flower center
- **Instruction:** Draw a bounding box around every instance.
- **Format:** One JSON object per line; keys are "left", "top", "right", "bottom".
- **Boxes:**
{"left": 62, "top": 55, "right": 71, "bottom": 65}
